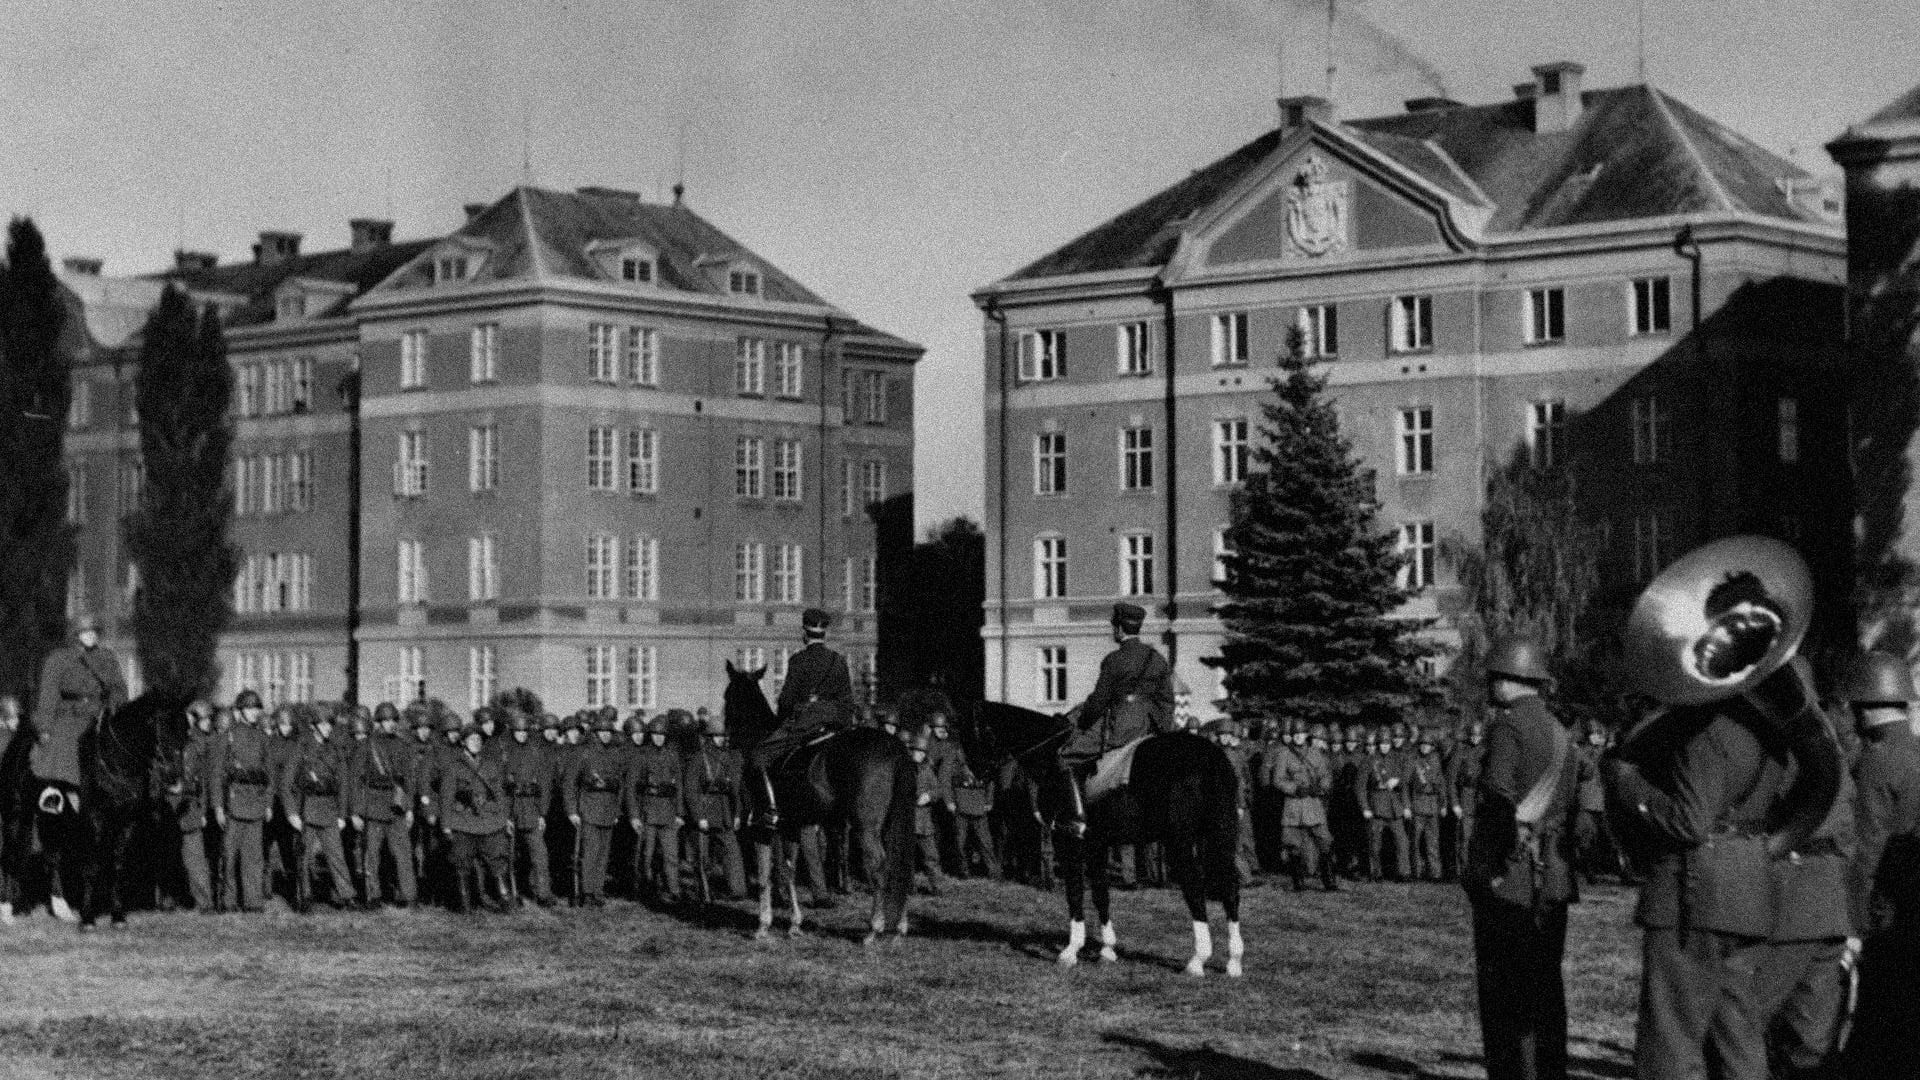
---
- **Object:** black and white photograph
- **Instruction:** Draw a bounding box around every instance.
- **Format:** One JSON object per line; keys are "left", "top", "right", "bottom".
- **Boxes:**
{"left": 0, "top": 1, "right": 1916, "bottom": 1077}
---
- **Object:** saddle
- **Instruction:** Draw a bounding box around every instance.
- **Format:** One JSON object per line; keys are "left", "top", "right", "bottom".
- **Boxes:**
{"left": 767, "top": 730, "right": 841, "bottom": 816}
{"left": 1084, "top": 736, "right": 1149, "bottom": 805}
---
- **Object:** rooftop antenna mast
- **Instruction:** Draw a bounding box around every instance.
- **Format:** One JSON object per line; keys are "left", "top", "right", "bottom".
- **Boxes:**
{"left": 521, "top": 95, "right": 535, "bottom": 187}
{"left": 673, "top": 121, "right": 689, "bottom": 205}
{"left": 1635, "top": 0, "right": 1648, "bottom": 82}
{"left": 1324, "top": 0, "right": 1336, "bottom": 100}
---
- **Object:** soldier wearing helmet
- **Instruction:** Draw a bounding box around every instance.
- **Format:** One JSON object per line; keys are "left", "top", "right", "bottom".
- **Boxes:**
{"left": 1446, "top": 717, "right": 1487, "bottom": 884}
{"left": 279, "top": 705, "right": 353, "bottom": 910}
{"left": 629, "top": 712, "right": 686, "bottom": 903}
{"left": 565, "top": 707, "right": 629, "bottom": 906}
{"left": 1835, "top": 652, "right": 1920, "bottom": 1079}
{"left": 1361, "top": 727, "right": 1410, "bottom": 881}
{"left": 213, "top": 689, "right": 275, "bottom": 912}
{"left": 164, "top": 700, "right": 219, "bottom": 912}
{"left": 499, "top": 706, "right": 557, "bottom": 906}
{"left": 349, "top": 698, "right": 416, "bottom": 909}
{"left": 684, "top": 709, "right": 746, "bottom": 900}
{"left": 440, "top": 721, "right": 513, "bottom": 913}
{"left": 1266, "top": 715, "right": 1337, "bottom": 891}
{"left": 1406, "top": 726, "right": 1451, "bottom": 882}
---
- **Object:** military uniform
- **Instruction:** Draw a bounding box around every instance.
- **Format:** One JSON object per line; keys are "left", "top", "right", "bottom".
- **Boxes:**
{"left": 278, "top": 724, "right": 353, "bottom": 909}
{"left": 1406, "top": 742, "right": 1452, "bottom": 881}
{"left": 630, "top": 733, "right": 685, "bottom": 901}
{"left": 567, "top": 735, "right": 629, "bottom": 904}
{"left": 213, "top": 716, "right": 276, "bottom": 911}
{"left": 1330, "top": 730, "right": 1366, "bottom": 878}
{"left": 29, "top": 639, "right": 128, "bottom": 787}
{"left": 349, "top": 730, "right": 416, "bottom": 906}
{"left": 1446, "top": 729, "right": 1486, "bottom": 882}
{"left": 1270, "top": 737, "right": 1336, "bottom": 891}
{"left": 1754, "top": 769, "right": 1856, "bottom": 1080}
{"left": 440, "top": 742, "right": 512, "bottom": 911}
{"left": 161, "top": 723, "right": 217, "bottom": 909}
{"left": 1063, "top": 632, "right": 1174, "bottom": 765}
{"left": 1364, "top": 742, "right": 1411, "bottom": 880}
{"left": 684, "top": 731, "right": 747, "bottom": 900}
{"left": 911, "top": 750, "right": 946, "bottom": 895}
{"left": 500, "top": 731, "right": 558, "bottom": 904}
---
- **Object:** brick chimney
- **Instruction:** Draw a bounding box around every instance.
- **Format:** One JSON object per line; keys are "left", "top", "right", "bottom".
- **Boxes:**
{"left": 1278, "top": 95, "right": 1333, "bottom": 131}
{"left": 174, "top": 250, "right": 218, "bottom": 272}
{"left": 61, "top": 257, "right": 102, "bottom": 276}
{"left": 349, "top": 218, "right": 393, "bottom": 253}
{"left": 1530, "top": 62, "right": 1585, "bottom": 134}
{"left": 252, "top": 230, "right": 302, "bottom": 266}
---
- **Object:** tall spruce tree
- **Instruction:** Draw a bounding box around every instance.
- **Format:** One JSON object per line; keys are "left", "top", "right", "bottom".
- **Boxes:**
{"left": 0, "top": 217, "right": 76, "bottom": 702}
{"left": 1208, "top": 329, "right": 1435, "bottom": 728}
{"left": 125, "top": 286, "right": 237, "bottom": 697}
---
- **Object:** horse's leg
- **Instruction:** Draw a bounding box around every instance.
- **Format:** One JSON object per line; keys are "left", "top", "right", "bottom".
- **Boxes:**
{"left": 1166, "top": 839, "right": 1213, "bottom": 976}
{"left": 1055, "top": 828, "right": 1086, "bottom": 966}
{"left": 782, "top": 832, "right": 804, "bottom": 937}
{"left": 753, "top": 837, "right": 775, "bottom": 940}
{"left": 1223, "top": 876, "right": 1245, "bottom": 979}
{"left": 860, "top": 815, "right": 886, "bottom": 946}
{"left": 110, "top": 811, "right": 141, "bottom": 925}
{"left": 1089, "top": 839, "right": 1117, "bottom": 963}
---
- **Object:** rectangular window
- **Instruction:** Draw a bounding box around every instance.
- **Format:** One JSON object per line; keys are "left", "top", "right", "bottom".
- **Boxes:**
{"left": 285, "top": 450, "right": 314, "bottom": 512}
{"left": 735, "top": 337, "right": 766, "bottom": 396}
{"left": 774, "top": 342, "right": 804, "bottom": 399}
{"left": 289, "top": 654, "right": 313, "bottom": 704}
{"left": 1632, "top": 396, "right": 1671, "bottom": 464}
{"left": 773, "top": 439, "right": 803, "bottom": 502}
{"left": 1117, "top": 321, "right": 1153, "bottom": 375}
{"left": 1299, "top": 304, "right": 1339, "bottom": 359}
{"left": 233, "top": 457, "right": 252, "bottom": 516}
{"left": 1213, "top": 529, "right": 1232, "bottom": 587}
{"left": 585, "top": 533, "right": 618, "bottom": 600}
{"left": 735, "top": 436, "right": 765, "bottom": 499}
{"left": 1397, "top": 407, "right": 1435, "bottom": 475}
{"left": 1524, "top": 287, "right": 1566, "bottom": 345}
{"left": 623, "top": 536, "right": 659, "bottom": 602}
{"left": 237, "top": 365, "right": 261, "bottom": 417}
{"left": 843, "top": 556, "right": 856, "bottom": 612}
{"left": 1631, "top": 277, "right": 1672, "bottom": 336}
{"left": 276, "top": 294, "right": 306, "bottom": 321}
{"left": 1397, "top": 521, "right": 1436, "bottom": 591}
{"left": 263, "top": 654, "right": 286, "bottom": 706}
{"left": 737, "top": 646, "right": 768, "bottom": 676}
{"left": 1211, "top": 312, "right": 1249, "bottom": 367}
{"left": 623, "top": 428, "right": 657, "bottom": 495}
{"left": 1389, "top": 294, "right": 1434, "bottom": 353}
{"left": 468, "top": 646, "right": 496, "bottom": 712}
{"left": 68, "top": 378, "right": 93, "bottom": 430}
{"left": 841, "top": 460, "right": 856, "bottom": 518}
{"left": 1528, "top": 400, "right": 1566, "bottom": 470}
{"left": 588, "top": 323, "right": 619, "bottom": 383}
{"left": 264, "top": 362, "right": 287, "bottom": 415}
{"left": 861, "top": 459, "right": 887, "bottom": 509}
{"left": 1034, "top": 535, "right": 1068, "bottom": 600}
{"left": 468, "top": 425, "right": 498, "bottom": 492}
{"left": 621, "top": 256, "right": 653, "bottom": 284}
{"left": 394, "top": 431, "right": 428, "bottom": 497}
{"left": 624, "top": 646, "right": 658, "bottom": 710}
{"left": 290, "top": 553, "right": 313, "bottom": 611}
{"left": 470, "top": 324, "right": 498, "bottom": 383}
{"left": 772, "top": 542, "right": 804, "bottom": 604}
{"left": 1120, "top": 532, "right": 1155, "bottom": 597}
{"left": 400, "top": 330, "right": 429, "bottom": 389}
{"left": 584, "top": 646, "right": 615, "bottom": 710}
{"left": 434, "top": 255, "right": 469, "bottom": 284}
{"left": 1213, "top": 418, "right": 1249, "bottom": 486}
{"left": 1034, "top": 432, "right": 1067, "bottom": 496}
{"left": 859, "top": 552, "right": 877, "bottom": 613}
{"left": 1778, "top": 397, "right": 1799, "bottom": 464}
{"left": 396, "top": 538, "right": 427, "bottom": 605}
{"left": 622, "top": 326, "right": 658, "bottom": 385}
{"left": 1120, "top": 426, "right": 1153, "bottom": 491}
{"left": 586, "top": 426, "right": 617, "bottom": 491}
{"left": 468, "top": 534, "right": 498, "bottom": 602}
{"left": 862, "top": 371, "right": 887, "bottom": 424}
{"left": 728, "top": 268, "right": 761, "bottom": 296}
{"left": 842, "top": 368, "right": 860, "bottom": 421}
{"left": 262, "top": 454, "right": 286, "bottom": 515}
{"left": 1633, "top": 513, "right": 1667, "bottom": 584}
{"left": 734, "top": 541, "right": 765, "bottom": 603}
{"left": 1037, "top": 646, "right": 1069, "bottom": 706}
{"left": 1017, "top": 330, "right": 1066, "bottom": 382}
{"left": 66, "top": 465, "right": 86, "bottom": 523}
{"left": 290, "top": 357, "right": 313, "bottom": 412}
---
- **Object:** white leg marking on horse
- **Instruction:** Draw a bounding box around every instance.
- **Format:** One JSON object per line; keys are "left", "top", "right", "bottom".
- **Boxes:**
{"left": 1058, "top": 919, "right": 1085, "bottom": 966}
{"left": 0, "top": 902, "right": 14, "bottom": 927}
{"left": 50, "top": 896, "right": 77, "bottom": 923}
{"left": 1186, "top": 920, "right": 1212, "bottom": 977}
{"left": 1226, "top": 920, "right": 1245, "bottom": 978}
{"left": 1098, "top": 920, "right": 1118, "bottom": 963}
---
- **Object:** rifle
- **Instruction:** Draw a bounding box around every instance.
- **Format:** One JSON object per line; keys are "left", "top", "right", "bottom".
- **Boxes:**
{"left": 292, "top": 812, "right": 310, "bottom": 914}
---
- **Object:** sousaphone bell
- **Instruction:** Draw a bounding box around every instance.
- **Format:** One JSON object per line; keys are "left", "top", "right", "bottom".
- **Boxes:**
{"left": 1618, "top": 535, "right": 1840, "bottom": 857}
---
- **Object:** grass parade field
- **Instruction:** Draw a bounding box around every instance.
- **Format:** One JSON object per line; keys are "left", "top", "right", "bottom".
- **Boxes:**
{"left": 0, "top": 878, "right": 1640, "bottom": 1079}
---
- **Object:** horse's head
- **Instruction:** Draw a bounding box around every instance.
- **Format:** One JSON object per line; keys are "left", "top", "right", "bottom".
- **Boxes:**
{"left": 722, "top": 661, "right": 775, "bottom": 745}
{"left": 975, "top": 701, "right": 1071, "bottom": 770}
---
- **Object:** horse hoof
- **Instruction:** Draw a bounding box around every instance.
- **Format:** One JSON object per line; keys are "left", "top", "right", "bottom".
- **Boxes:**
{"left": 1098, "top": 947, "right": 1118, "bottom": 964}
{"left": 752, "top": 927, "right": 771, "bottom": 942}
{"left": 1184, "top": 960, "right": 1207, "bottom": 977}
{"left": 787, "top": 925, "right": 805, "bottom": 939}
{"left": 111, "top": 914, "right": 127, "bottom": 927}
{"left": 862, "top": 932, "right": 878, "bottom": 948}
{"left": 1226, "top": 960, "right": 1244, "bottom": 978}
{"left": 1056, "top": 951, "right": 1079, "bottom": 967}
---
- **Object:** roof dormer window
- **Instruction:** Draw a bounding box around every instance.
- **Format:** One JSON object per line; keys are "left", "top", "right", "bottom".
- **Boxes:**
{"left": 434, "top": 256, "right": 470, "bottom": 284}
{"left": 276, "top": 293, "right": 307, "bottom": 320}
{"left": 621, "top": 256, "right": 654, "bottom": 284}
{"left": 728, "top": 268, "right": 761, "bottom": 296}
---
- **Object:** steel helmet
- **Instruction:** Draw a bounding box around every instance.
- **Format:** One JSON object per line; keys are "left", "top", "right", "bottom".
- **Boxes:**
{"left": 593, "top": 710, "right": 621, "bottom": 734}
{"left": 507, "top": 709, "right": 534, "bottom": 733}
{"left": 1484, "top": 634, "right": 1553, "bottom": 685}
{"left": 702, "top": 713, "right": 726, "bottom": 737}
{"left": 234, "top": 689, "right": 263, "bottom": 711}
{"left": 1840, "top": 652, "right": 1919, "bottom": 708}
{"left": 644, "top": 715, "right": 671, "bottom": 735}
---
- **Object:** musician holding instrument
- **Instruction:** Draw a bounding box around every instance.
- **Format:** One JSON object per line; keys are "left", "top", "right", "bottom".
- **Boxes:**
{"left": 1600, "top": 538, "right": 1844, "bottom": 1080}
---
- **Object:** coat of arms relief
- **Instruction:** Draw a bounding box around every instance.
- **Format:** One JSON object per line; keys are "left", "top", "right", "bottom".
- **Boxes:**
{"left": 1284, "top": 153, "right": 1350, "bottom": 257}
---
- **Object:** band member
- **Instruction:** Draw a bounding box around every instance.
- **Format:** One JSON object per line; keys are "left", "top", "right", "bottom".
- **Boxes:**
{"left": 1058, "top": 602, "right": 1174, "bottom": 833}
{"left": 1463, "top": 635, "right": 1589, "bottom": 1080}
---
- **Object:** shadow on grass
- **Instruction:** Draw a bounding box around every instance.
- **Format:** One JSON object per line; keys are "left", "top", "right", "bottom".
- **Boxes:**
{"left": 1349, "top": 1050, "right": 1450, "bottom": 1078}
{"left": 1107, "top": 1032, "right": 1335, "bottom": 1079}
{"left": 1426, "top": 1045, "right": 1632, "bottom": 1080}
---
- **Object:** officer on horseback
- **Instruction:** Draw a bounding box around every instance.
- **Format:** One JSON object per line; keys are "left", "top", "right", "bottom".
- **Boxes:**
{"left": 751, "top": 608, "right": 855, "bottom": 825}
{"left": 1058, "top": 602, "right": 1175, "bottom": 835}
{"left": 29, "top": 614, "right": 129, "bottom": 815}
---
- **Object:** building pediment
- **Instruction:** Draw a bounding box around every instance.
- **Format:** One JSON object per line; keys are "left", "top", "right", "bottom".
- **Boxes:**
{"left": 370, "top": 236, "right": 499, "bottom": 294}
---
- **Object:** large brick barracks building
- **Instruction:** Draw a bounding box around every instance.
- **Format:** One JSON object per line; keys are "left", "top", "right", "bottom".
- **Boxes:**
{"left": 974, "top": 63, "right": 1850, "bottom": 719}
{"left": 60, "top": 185, "right": 920, "bottom": 712}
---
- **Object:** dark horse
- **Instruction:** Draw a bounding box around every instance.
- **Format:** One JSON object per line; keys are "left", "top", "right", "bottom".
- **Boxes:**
{"left": 977, "top": 701, "right": 1246, "bottom": 976}
{"left": 721, "top": 663, "right": 917, "bottom": 943}
{"left": 0, "top": 691, "right": 187, "bottom": 928}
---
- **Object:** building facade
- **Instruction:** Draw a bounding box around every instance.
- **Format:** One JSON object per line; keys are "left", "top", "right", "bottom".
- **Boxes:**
{"left": 975, "top": 63, "right": 1849, "bottom": 719}
{"left": 64, "top": 185, "right": 919, "bottom": 713}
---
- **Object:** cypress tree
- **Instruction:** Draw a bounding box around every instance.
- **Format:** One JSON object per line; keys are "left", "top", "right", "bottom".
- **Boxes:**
{"left": 1208, "top": 329, "right": 1435, "bottom": 728}
{"left": 124, "top": 286, "right": 237, "bottom": 697}
{"left": 0, "top": 217, "right": 76, "bottom": 702}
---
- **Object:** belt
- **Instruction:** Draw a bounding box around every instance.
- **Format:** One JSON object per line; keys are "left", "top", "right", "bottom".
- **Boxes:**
{"left": 60, "top": 692, "right": 98, "bottom": 702}
{"left": 644, "top": 783, "right": 678, "bottom": 798}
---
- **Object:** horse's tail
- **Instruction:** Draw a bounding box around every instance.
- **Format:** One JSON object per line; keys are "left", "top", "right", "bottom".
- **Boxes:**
{"left": 1198, "top": 742, "right": 1242, "bottom": 904}
{"left": 880, "top": 744, "right": 918, "bottom": 929}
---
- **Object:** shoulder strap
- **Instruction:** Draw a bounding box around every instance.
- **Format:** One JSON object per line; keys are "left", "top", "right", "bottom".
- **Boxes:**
{"left": 1513, "top": 719, "right": 1570, "bottom": 826}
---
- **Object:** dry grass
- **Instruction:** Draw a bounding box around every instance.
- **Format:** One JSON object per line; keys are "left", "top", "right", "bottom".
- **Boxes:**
{"left": 0, "top": 878, "right": 1638, "bottom": 1079}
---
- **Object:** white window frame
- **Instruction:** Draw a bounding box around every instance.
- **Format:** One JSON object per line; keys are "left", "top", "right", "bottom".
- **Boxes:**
{"left": 290, "top": 357, "right": 313, "bottom": 412}
{"left": 1034, "top": 432, "right": 1067, "bottom": 496}
{"left": 1630, "top": 277, "right": 1672, "bottom": 336}
{"left": 623, "top": 428, "right": 658, "bottom": 495}
{"left": 1120, "top": 426, "right": 1153, "bottom": 491}
{"left": 396, "top": 538, "right": 427, "bottom": 605}
{"left": 585, "top": 532, "right": 618, "bottom": 601}
{"left": 623, "top": 535, "right": 659, "bottom": 602}
{"left": 66, "top": 464, "right": 87, "bottom": 524}
{"left": 1211, "top": 312, "right": 1249, "bottom": 367}
{"left": 1117, "top": 321, "right": 1152, "bottom": 376}
{"left": 400, "top": 330, "right": 429, "bottom": 389}
{"left": 394, "top": 431, "right": 429, "bottom": 498}
{"left": 287, "top": 450, "right": 314, "bottom": 512}
{"left": 1397, "top": 407, "right": 1435, "bottom": 475}
{"left": 735, "top": 337, "right": 766, "bottom": 396}
{"left": 623, "top": 645, "right": 658, "bottom": 710}
{"left": 1120, "top": 532, "right": 1155, "bottom": 597}
{"left": 1527, "top": 399, "right": 1566, "bottom": 470}
{"left": 1213, "top": 418, "right": 1249, "bottom": 486}
{"left": 735, "top": 436, "right": 765, "bottom": 499}
{"left": 1034, "top": 535, "right": 1067, "bottom": 601}
{"left": 468, "top": 646, "right": 496, "bottom": 712}
{"left": 1037, "top": 646, "right": 1069, "bottom": 706}
{"left": 860, "top": 459, "right": 887, "bottom": 509}
{"left": 584, "top": 645, "right": 615, "bottom": 710}
{"left": 862, "top": 370, "right": 887, "bottom": 424}
{"left": 237, "top": 364, "right": 262, "bottom": 417}
{"left": 468, "top": 533, "right": 498, "bottom": 602}
{"left": 469, "top": 424, "right": 498, "bottom": 493}
{"left": 858, "top": 552, "right": 877, "bottom": 614}
{"left": 1524, "top": 287, "right": 1566, "bottom": 345}
{"left": 622, "top": 325, "right": 658, "bottom": 385}
{"left": 1017, "top": 330, "right": 1065, "bottom": 382}
{"left": 470, "top": 323, "right": 498, "bottom": 383}
{"left": 1397, "top": 521, "right": 1436, "bottom": 592}
{"left": 1389, "top": 294, "right": 1434, "bottom": 353}
{"left": 586, "top": 426, "right": 617, "bottom": 491}
{"left": 1213, "top": 529, "right": 1232, "bottom": 588}
{"left": 774, "top": 342, "right": 804, "bottom": 399}
{"left": 773, "top": 439, "right": 803, "bottom": 502}
{"left": 772, "top": 542, "right": 804, "bottom": 605}
{"left": 735, "top": 541, "right": 766, "bottom": 603}
{"left": 587, "top": 323, "right": 619, "bottom": 383}
{"left": 1298, "top": 304, "right": 1338, "bottom": 359}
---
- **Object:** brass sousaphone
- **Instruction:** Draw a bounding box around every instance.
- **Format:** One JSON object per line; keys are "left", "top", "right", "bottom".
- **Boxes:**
{"left": 1619, "top": 535, "right": 1841, "bottom": 857}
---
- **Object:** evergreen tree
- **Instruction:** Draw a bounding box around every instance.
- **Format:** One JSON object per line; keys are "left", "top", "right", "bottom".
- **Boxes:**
{"left": 125, "top": 286, "right": 237, "bottom": 697}
{"left": 0, "top": 217, "right": 76, "bottom": 702}
{"left": 1208, "top": 329, "right": 1435, "bottom": 728}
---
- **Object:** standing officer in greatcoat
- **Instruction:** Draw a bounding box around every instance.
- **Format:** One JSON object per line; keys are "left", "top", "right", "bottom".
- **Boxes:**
{"left": 1407, "top": 729, "right": 1452, "bottom": 882}
{"left": 1363, "top": 731, "right": 1411, "bottom": 881}
{"left": 1271, "top": 722, "right": 1336, "bottom": 891}
{"left": 1463, "top": 635, "right": 1590, "bottom": 1080}
{"left": 1058, "top": 602, "right": 1174, "bottom": 833}
{"left": 1838, "top": 652, "right": 1920, "bottom": 1080}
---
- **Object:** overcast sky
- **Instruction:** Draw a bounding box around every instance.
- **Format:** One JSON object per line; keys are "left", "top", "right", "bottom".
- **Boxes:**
{"left": 3, "top": 0, "right": 1913, "bottom": 533}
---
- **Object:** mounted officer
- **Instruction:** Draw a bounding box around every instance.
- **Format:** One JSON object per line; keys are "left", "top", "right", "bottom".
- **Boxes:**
{"left": 751, "top": 607, "right": 855, "bottom": 825}
{"left": 30, "top": 614, "right": 128, "bottom": 823}
{"left": 1058, "top": 601, "right": 1174, "bottom": 834}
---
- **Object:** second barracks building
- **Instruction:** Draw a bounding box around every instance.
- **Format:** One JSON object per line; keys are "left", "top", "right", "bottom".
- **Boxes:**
{"left": 974, "top": 62, "right": 1851, "bottom": 718}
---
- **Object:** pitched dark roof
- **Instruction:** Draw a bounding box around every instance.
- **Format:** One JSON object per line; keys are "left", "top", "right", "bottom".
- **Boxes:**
{"left": 156, "top": 238, "right": 437, "bottom": 327}
{"left": 1001, "top": 84, "right": 1821, "bottom": 284}
{"left": 1865, "top": 83, "right": 1920, "bottom": 126}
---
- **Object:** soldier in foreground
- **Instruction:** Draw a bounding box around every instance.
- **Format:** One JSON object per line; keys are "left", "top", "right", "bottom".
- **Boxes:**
{"left": 441, "top": 722, "right": 513, "bottom": 913}
{"left": 213, "top": 690, "right": 274, "bottom": 913}
{"left": 1463, "top": 636, "right": 1589, "bottom": 1080}
{"left": 281, "top": 707, "right": 352, "bottom": 911}
{"left": 685, "top": 710, "right": 747, "bottom": 901}
{"left": 501, "top": 710, "right": 558, "bottom": 906}
{"left": 1270, "top": 720, "right": 1336, "bottom": 891}
{"left": 350, "top": 706, "right": 416, "bottom": 909}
